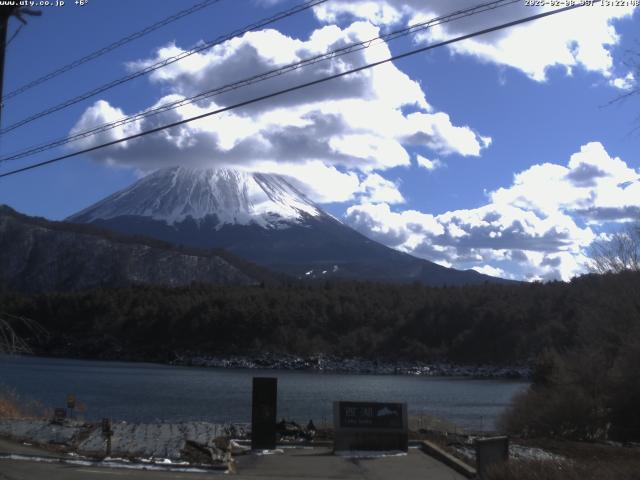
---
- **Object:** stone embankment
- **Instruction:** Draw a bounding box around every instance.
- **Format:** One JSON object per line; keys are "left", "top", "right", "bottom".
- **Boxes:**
{"left": 0, "top": 419, "right": 242, "bottom": 463}
{"left": 171, "top": 353, "right": 530, "bottom": 379}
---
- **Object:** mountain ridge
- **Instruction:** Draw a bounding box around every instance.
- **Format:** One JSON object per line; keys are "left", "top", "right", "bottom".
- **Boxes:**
{"left": 0, "top": 204, "right": 280, "bottom": 292}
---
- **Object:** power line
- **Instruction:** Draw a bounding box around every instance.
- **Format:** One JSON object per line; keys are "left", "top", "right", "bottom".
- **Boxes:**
{"left": 0, "top": 2, "right": 587, "bottom": 180}
{"left": 1, "top": 0, "right": 225, "bottom": 103}
{"left": 0, "top": 0, "right": 518, "bottom": 162}
{"left": 0, "top": 0, "right": 517, "bottom": 161}
{"left": 0, "top": 0, "right": 328, "bottom": 136}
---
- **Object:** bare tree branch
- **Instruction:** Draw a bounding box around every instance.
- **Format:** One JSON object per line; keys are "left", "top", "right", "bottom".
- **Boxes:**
{"left": 588, "top": 223, "right": 640, "bottom": 274}
{"left": 0, "top": 312, "right": 48, "bottom": 355}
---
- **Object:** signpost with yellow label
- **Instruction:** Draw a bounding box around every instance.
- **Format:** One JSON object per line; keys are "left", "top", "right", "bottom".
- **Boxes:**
{"left": 66, "top": 393, "right": 76, "bottom": 418}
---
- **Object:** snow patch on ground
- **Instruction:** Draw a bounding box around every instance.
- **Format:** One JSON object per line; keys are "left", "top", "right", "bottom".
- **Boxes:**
{"left": 251, "top": 448, "right": 284, "bottom": 456}
{"left": 334, "top": 450, "right": 408, "bottom": 459}
{"left": 0, "top": 454, "right": 217, "bottom": 473}
{"left": 455, "top": 443, "right": 565, "bottom": 462}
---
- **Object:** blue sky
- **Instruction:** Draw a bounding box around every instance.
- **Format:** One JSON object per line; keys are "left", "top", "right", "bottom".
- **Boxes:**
{"left": 0, "top": 0, "right": 638, "bottom": 281}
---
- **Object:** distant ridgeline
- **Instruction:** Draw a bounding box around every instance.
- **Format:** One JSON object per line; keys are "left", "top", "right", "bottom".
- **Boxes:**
{"left": 0, "top": 204, "right": 281, "bottom": 291}
{"left": 1, "top": 270, "right": 638, "bottom": 366}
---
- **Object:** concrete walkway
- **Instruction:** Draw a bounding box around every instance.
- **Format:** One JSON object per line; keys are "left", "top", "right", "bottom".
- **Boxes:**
{"left": 233, "top": 447, "right": 466, "bottom": 479}
{"left": 0, "top": 437, "right": 53, "bottom": 456}
{"left": 0, "top": 440, "right": 467, "bottom": 480}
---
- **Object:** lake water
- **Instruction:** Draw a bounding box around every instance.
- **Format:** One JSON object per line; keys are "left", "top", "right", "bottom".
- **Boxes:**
{"left": 0, "top": 355, "right": 528, "bottom": 431}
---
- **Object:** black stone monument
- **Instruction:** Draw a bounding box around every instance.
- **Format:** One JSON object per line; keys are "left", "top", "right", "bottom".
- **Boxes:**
{"left": 333, "top": 401, "right": 408, "bottom": 452}
{"left": 475, "top": 436, "right": 509, "bottom": 479}
{"left": 251, "top": 377, "right": 278, "bottom": 450}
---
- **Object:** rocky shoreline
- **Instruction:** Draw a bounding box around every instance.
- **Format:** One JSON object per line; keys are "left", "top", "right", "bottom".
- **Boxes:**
{"left": 170, "top": 353, "right": 531, "bottom": 379}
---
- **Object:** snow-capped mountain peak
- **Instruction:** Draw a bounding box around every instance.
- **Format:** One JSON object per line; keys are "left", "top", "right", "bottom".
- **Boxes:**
{"left": 67, "top": 166, "right": 509, "bottom": 286}
{"left": 69, "top": 167, "right": 323, "bottom": 229}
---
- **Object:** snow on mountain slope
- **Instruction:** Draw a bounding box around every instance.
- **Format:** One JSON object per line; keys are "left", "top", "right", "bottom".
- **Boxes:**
{"left": 69, "top": 167, "right": 323, "bottom": 229}
{"left": 67, "top": 166, "right": 512, "bottom": 286}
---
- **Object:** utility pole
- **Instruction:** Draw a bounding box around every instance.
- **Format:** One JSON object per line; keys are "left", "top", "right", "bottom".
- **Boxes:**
{"left": 0, "top": 6, "right": 40, "bottom": 128}
{"left": 0, "top": 6, "right": 17, "bottom": 128}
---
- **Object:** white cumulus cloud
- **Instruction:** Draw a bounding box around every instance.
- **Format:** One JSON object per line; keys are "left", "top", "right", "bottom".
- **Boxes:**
{"left": 345, "top": 142, "right": 639, "bottom": 281}
{"left": 313, "top": 1, "right": 637, "bottom": 81}
{"left": 415, "top": 154, "right": 442, "bottom": 171}
{"left": 491, "top": 142, "right": 640, "bottom": 222}
{"left": 609, "top": 71, "right": 636, "bottom": 90}
{"left": 71, "top": 22, "right": 491, "bottom": 203}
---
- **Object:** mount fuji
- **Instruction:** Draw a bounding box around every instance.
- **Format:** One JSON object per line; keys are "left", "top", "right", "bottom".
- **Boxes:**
{"left": 68, "top": 167, "right": 506, "bottom": 285}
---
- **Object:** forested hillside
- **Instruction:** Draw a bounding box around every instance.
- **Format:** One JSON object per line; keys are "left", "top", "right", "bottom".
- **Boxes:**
{"left": 0, "top": 205, "right": 279, "bottom": 291}
{"left": 2, "top": 271, "right": 638, "bottom": 365}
